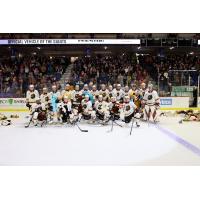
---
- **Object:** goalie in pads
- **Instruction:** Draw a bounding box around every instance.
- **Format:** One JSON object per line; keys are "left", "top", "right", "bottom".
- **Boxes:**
{"left": 143, "top": 84, "right": 160, "bottom": 122}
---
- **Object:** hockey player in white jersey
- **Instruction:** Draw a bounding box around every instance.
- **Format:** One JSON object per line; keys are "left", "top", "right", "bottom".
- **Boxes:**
{"left": 124, "top": 85, "right": 130, "bottom": 97}
{"left": 94, "top": 95, "right": 110, "bottom": 123}
{"left": 143, "top": 84, "right": 160, "bottom": 122}
{"left": 90, "top": 85, "right": 99, "bottom": 101}
{"left": 57, "top": 97, "right": 72, "bottom": 123}
{"left": 81, "top": 95, "right": 96, "bottom": 122}
{"left": 40, "top": 87, "right": 51, "bottom": 110}
{"left": 108, "top": 85, "right": 114, "bottom": 99}
{"left": 120, "top": 96, "right": 140, "bottom": 127}
{"left": 30, "top": 98, "right": 46, "bottom": 126}
{"left": 71, "top": 85, "right": 83, "bottom": 108}
{"left": 112, "top": 84, "right": 125, "bottom": 102}
{"left": 99, "top": 84, "right": 109, "bottom": 101}
{"left": 26, "top": 84, "right": 39, "bottom": 109}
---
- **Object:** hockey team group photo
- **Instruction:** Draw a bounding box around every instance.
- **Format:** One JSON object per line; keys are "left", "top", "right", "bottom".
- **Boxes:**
{"left": 0, "top": 33, "right": 200, "bottom": 165}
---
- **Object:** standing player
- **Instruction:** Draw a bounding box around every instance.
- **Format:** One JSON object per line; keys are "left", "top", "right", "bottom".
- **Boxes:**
{"left": 81, "top": 84, "right": 94, "bottom": 104}
{"left": 26, "top": 84, "right": 39, "bottom": 110}
{"left": 90, "top": 85, "right": 99, "bottom": 101}
{"left": 124, "top": 85, "right": 130, "bottom": 97}
{"left": 61, "top": 84, "right": 73, "bottom": 101}
{"left": 40, "top": 87, "right": 50, "bottom": 110}
{"left": 49, "top": 85, "right": 61, "bottom": 123}
{"left": 108, "top": 85, "right": 114, "bottom": 99}
{"left": 143, "top": 84, "right": 160, "bottom": 122}
{"left": 99, "top": 84, "right": 109, "bottom": 102}
{"left": 112, "top": 84, "right": 125, "bottom": 102}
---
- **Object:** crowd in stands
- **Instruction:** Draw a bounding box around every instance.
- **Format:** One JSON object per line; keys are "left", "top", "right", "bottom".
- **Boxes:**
{"left": 0, "top": 53, "right": 200, "bottom": 98}
{"left": 0, "top": 56, "right": 69, "bottom": 97}
{"left": 71, "top": 55, "right": 150, "bottom": 88}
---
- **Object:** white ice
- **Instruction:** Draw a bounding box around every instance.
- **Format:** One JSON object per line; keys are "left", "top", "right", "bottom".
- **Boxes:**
{"left": 0, "top": 112, "right": 200, "bottom": 165}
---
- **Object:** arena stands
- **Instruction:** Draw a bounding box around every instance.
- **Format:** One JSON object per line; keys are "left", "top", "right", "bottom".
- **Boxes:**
{"left": 0, "top": 55, "right": 69, "bottom": 97}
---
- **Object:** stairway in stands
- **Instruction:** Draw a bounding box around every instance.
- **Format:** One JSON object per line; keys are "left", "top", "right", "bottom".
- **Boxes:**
{"left": 60, "top": 64, "right": 74, "bottom": 89}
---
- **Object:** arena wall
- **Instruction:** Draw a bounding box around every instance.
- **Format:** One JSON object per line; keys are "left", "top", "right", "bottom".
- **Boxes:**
{"left": 0, "top": 97, "right": 200, "bottom": 112}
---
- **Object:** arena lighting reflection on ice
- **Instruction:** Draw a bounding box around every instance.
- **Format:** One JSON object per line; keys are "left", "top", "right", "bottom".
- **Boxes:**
{"left": 0, "top": 39, "right": 140, "bottom": 45}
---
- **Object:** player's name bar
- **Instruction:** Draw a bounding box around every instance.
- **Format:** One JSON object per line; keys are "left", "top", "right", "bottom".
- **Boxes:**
{"left": 0, "top": 39, "right": 140, "bottom": 45}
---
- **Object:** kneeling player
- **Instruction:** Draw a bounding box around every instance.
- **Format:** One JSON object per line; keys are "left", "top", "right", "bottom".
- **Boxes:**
{"left": 81, "top": 95, "right": 96, "bottom": 122}
{"left": 30, "top": 98, "right": 47, "bottom": 126}
{"left": 57, "top": 97, "right": 72, "bottom": 123}
{"left": 120, "top": 96, "right": 140, "bottom": 127}
{"left": 109, "top": 96, "right": 121, "bottom": 121}
{"left": 94, "top": 95, "right": 110, "bottom": 123}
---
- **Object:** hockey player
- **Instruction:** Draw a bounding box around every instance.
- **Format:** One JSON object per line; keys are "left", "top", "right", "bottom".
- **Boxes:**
{"left": 57, "top": 97, "right": 72, "bottom": 123}
{"left": 128, "top": 83, "right": 137, "bottom": 100}
{"left": 40, "top": 87, "right": 51, "bottom": 110}
{"left": 30, "top": 98, "right": 46, "bottom": 126}
{"left": 81, "top": 84, "right": 94, "bottom": 104}
{"left": 143, "top": 84, "right": 160, "bottom": 122}
{"left": 90, "top": 85, "right": 99, "bottom": 101}
{"left": 72, "top": 85, "right": 83, "bottom": 109}
{"left": 80, "top": 95, "right": 96, "bottom": 122}
{"left": 132, "top": 89, "right": 143, "bottom": 109}
{"left": 61, "top": 84, "right": 73, "bottom": 100}
{"left": 99, "top": 84, "right": 109, "bottom": 102}
{"left": 94, "top": 95, "right": 110, "bottom": 123}
{"left": 49, "top": 85, "right": 61, "bottom": 123}
{"left": 109, "top": 96, "right": 122, "bottom": 120}
{"left": 108, "top": 85, "right": 114, "bottom": 99}
{"left": 120, "top": 96, "right": 140, "bottom": 127}
{"left": 112, "top": 84, "right": 125, "bottom": 102}
{"left": 124, "top": 85, "right": 130, "bottom": 97}
{"left": 26, "top": 84, "right": 39, "bottom": 109}
{"left": 139, "top": 82, "right": 147, "bottom": 97}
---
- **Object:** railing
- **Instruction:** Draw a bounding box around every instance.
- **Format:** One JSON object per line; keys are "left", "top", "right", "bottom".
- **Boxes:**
{"left": 158, "top": 69, "right": 200, "bottom": 107}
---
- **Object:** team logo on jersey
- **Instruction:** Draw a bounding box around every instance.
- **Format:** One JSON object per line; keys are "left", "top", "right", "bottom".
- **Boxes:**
{"left": 147, "top": 95, "right": 153, "bottom": 100}
{"left": 31, "top": 94, "right": 36, "bottom": 99}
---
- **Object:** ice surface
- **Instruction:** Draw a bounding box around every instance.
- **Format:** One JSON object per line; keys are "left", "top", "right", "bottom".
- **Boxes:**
{"left": 0, "top": 112, "right": 200, "bottom": 165}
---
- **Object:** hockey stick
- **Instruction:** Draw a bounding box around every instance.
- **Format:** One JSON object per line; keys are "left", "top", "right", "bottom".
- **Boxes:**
{"left": 75, "top": 122, "right": 88, "bottom": 132}
{"left": 110, "top": 118, "right": 114, "bottom": 132}
{"left": 130, "top": 117, "right": 134, "bottom": 135}
{"left": 113, "top": 120, "right": 123, "bottom": 127}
